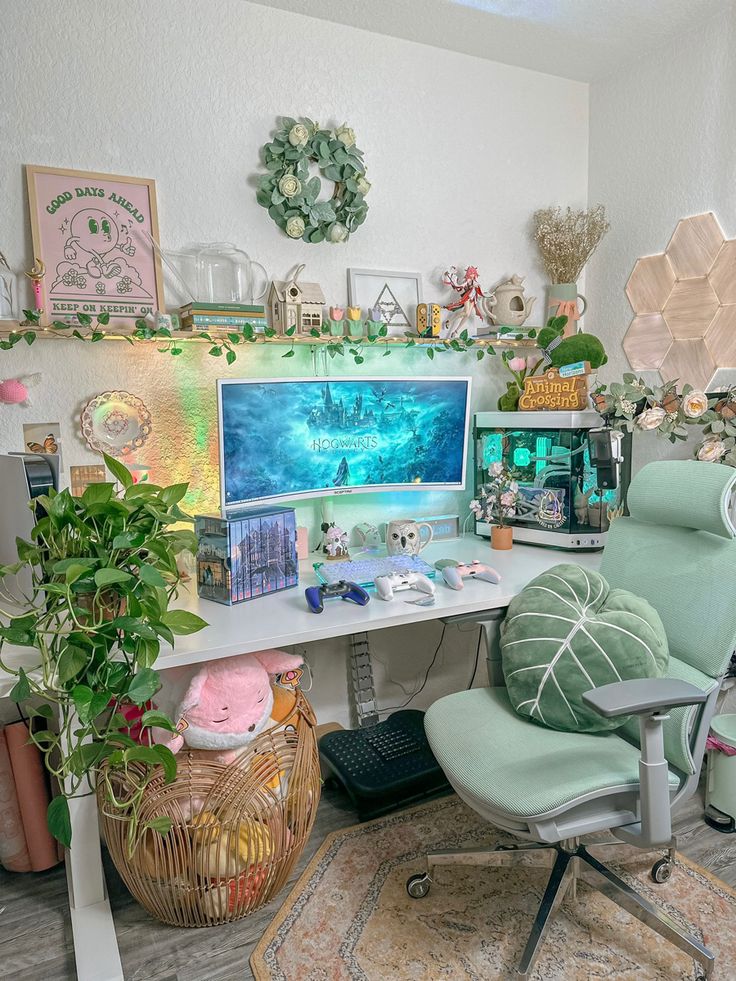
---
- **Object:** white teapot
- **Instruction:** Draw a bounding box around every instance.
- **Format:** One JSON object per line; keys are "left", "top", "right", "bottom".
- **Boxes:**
{"left": 482, "top": 274, "right": 536, "bottom": 327}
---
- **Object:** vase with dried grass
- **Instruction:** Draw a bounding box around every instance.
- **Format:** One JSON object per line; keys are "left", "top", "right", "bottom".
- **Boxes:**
{"left": 532, "top": 205, "right": 610, "bottom": 335}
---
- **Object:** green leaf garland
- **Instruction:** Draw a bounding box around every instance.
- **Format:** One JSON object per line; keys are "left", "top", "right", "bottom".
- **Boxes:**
{"left": 256, "top": 117, "right": 370, "bottom": 243}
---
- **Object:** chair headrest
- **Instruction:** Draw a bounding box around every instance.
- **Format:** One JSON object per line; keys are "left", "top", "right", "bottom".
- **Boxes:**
{"left": 627, "top": 460, "right": 736, "bottom": 539}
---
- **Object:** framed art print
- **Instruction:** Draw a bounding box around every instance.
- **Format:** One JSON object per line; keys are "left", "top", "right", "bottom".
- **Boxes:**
{"left": 25, "top": 165, "right": 165, "bottom": 327}
{"left": 347, "top": 268, "right": 423, "bottom": 336}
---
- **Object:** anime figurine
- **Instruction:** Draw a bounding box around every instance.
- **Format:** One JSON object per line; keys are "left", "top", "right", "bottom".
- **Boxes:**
{"left": 443, "top": 299, "right": 475, "bottom": 340}
{"left": 442, "top": 265, "right": 487, "bottom": 319}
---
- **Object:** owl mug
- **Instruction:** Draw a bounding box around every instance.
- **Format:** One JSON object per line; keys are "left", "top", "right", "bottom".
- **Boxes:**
{"left": 386, "top": 519, "right": 434, "bottom": 556}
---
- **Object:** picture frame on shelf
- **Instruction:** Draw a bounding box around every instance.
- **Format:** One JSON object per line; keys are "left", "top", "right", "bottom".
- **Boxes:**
{"left": 347, "top": 268, "right": 422, "bottom": 336}
{"left": 25, "top": 165, "right": 165, "bottom": 327}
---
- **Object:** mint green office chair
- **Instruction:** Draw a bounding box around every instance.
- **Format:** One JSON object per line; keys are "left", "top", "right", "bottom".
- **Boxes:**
{"left": 408, "top": 461, "right": 736, "bottom": 979}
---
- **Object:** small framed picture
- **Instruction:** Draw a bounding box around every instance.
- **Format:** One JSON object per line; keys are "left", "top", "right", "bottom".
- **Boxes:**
{"left": 347, "top": 268, "right": 423, "bottom": 336}
{"left": 23, "top": 422, "right": 63, "bottom": 471}
{"left": 25, "top": 165, "right": 165, "bottom": 328}
{"left": 69, "top": 464, "right": 107, "bottom": 497}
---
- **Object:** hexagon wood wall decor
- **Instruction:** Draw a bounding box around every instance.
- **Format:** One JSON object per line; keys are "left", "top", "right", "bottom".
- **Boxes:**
{"left": 623, "top": 213, "right": 736, "bottom": 390}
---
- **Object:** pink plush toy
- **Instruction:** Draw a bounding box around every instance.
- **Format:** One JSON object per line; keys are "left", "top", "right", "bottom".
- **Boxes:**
{"left": 154, "top": 649, "right": 303, "bottom": 763}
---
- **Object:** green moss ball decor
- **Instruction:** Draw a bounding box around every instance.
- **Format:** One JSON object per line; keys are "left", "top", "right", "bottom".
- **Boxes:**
{"left": 549, "top": 333, "right": 608, "bottom": 370}
{"left": 256, "top": 117, "right": 369, "bottom": 244}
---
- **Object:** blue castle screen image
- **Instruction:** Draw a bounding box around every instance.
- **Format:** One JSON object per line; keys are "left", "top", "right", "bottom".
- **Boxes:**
{"left": 219, "top": 377, "right": 471, "bottom": 507}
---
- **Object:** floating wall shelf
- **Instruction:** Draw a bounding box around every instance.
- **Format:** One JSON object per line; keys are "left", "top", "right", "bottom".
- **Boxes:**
{"left": 0, "top": 320, "right": 541, "bottom": 350}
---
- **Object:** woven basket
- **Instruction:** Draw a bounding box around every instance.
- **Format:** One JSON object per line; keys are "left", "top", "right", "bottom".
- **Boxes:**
{"left": 98, "top": 691, "right": 320, "bottom": 926}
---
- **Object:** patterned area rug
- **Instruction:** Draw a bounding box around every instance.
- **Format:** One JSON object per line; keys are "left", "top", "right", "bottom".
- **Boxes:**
{"left": 251, "top": 796, "right": 736, "bottom": 980}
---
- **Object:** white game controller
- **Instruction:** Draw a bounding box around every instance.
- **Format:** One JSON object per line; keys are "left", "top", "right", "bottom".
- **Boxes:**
{"left": 374, "top": 571, "right": 436, "bottom": 601}
{"left": 441, "top": 560, "right": 502, "bottom": 591}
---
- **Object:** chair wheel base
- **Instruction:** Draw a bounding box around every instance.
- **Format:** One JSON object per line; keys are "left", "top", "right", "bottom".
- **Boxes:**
{"left": 406, "top": 872, "right": 431, "bottom": 899}
{"left": 650, "top": 858, "right": 673, "bottom": 883}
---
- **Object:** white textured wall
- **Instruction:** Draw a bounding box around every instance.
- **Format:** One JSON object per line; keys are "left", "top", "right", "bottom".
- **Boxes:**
{"left": 587, "top": 6, "right": 736, "bottom": 469}
{"left": 0, "top": 0, "right": 588, "bottom": 724}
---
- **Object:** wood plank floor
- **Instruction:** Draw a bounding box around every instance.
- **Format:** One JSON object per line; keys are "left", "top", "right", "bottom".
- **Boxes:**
{"left": 2, "top": 782, "right": 736, "bottom": 981}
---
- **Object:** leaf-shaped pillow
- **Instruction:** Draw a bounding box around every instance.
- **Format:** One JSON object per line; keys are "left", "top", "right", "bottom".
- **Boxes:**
{"left": 501, "top": 563, "right": 669, "bottom": 733}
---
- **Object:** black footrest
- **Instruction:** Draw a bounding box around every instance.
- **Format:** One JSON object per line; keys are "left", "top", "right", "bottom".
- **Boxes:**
{"left": 319, "top": 709, "right": 451, "bottom": 820}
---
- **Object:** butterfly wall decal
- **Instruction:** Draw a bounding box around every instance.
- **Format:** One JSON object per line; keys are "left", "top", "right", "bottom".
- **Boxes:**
{"left": 26, "top": 433, "right": 58, "bottom": 454}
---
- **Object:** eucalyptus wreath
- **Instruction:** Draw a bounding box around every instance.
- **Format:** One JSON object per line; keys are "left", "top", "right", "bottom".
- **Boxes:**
{"left": 256, "top": 116, "right": 369, "bottom": 244}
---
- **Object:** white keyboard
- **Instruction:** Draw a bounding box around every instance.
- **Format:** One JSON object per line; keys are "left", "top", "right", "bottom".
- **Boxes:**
{"left": 314, "top": 554, "right": 436, "bottom": 587}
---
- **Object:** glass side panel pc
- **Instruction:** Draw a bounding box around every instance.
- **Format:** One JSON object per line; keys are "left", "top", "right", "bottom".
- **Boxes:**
{"left": 473, "top": 411, "right": 631, "bottom": 550}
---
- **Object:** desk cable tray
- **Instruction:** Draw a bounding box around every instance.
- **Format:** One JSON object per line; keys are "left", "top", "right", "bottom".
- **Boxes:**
{"left": 314, "top": 554, "right": 436, "bottom": 588}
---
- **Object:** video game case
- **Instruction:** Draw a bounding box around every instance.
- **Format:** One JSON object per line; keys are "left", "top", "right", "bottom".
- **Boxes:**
{"left": 242, "top": 519, "right": 251, "bottom": 600}
{"left": 230, "top": 518, "right": 241, "bottom": 604}
{"left": 273, "top": 513, "right": 286, "bottom": 593}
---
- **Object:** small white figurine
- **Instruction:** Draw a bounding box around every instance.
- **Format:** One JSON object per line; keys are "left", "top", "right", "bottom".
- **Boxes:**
{"left": 324, "top": 523, "right": 349, "bottom": 560}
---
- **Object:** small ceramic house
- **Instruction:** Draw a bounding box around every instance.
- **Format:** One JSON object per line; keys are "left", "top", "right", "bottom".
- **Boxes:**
{"left": 268, "top": 264, "right": 325, "bottom": 335}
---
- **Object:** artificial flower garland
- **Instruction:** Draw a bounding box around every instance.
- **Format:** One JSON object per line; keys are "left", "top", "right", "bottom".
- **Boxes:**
{"left": 593, "top": 374, "right": 736, "bottom": 467}
{"left": 256, "top": 117, "right": 369, "bottom": 244}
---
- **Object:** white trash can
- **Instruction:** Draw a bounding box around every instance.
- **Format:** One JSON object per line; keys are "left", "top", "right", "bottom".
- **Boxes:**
{"left": 705, "top": 713, "right": 736, "bottom": 831}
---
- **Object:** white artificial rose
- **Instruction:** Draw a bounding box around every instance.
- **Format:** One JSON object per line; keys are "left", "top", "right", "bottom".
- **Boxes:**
{"left": 697, "top": 438, "right": 727, "bottom": 462}
{"left": 288, "top": 124, "right": 309, "bottom": 147}
{"left": 356, "top": 176, "right": 371, "bottom": 195}
{"left": 335, "top": 124, "right": 356, "bottom": 148}
{"left": 328, "top": 222, "right": 349, "bottom": 243}
{"left": 286, "top": 216, "right": 306, "bottom": 239}
{"left": 636, "top": 406, "right": 667, "bottom": 430}
{"left": 278, "top": 174, "right": 301, "bottom": 198}
{"left": 683, "top": 391, "right": 708, "bottom": 418}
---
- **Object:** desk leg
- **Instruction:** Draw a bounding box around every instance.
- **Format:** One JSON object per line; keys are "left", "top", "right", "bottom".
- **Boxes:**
{"left": 59, "top": 703, "right": 124, "bottom": 981}
{"left": 65, "top": 793, "right": 124, "bottom": 981}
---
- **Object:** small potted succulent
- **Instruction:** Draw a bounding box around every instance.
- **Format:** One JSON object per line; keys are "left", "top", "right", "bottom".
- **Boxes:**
{"left": 470, "top": 462, "right": 521, "bottom": 550}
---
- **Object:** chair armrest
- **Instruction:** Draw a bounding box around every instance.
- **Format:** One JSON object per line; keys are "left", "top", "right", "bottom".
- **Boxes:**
{"left": 582, "top": 678, "right": 708, "bottom": 719}
{"left": 582, "top": 679, "right": 709, "bottom": 849}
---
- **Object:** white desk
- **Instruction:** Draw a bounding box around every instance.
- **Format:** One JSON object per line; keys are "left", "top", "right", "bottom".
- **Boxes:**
{"left": 0, "top": 538, "right": 600, "bottom": 980}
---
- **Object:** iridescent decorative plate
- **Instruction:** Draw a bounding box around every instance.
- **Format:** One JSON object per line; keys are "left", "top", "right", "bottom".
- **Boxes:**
{"left": 80, "top": 391, "right": 152, "bottom": 458}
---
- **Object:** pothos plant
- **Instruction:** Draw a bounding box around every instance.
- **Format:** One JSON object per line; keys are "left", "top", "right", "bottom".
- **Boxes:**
{"left": 0, "top": 454, "right": 207, "bottom": 851}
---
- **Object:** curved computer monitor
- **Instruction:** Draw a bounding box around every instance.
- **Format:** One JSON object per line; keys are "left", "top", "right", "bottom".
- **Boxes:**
{"left": 218, "top": 376, "right": 472, "bottom": 513}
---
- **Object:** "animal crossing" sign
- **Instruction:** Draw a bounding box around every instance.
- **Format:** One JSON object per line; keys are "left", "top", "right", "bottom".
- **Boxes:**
{"left": 519, "top": 368, "right": 588, "bottom": 411}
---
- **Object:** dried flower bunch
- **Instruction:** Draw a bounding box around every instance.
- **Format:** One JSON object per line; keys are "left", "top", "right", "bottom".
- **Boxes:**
{"left": 533, "top": 205, "right": 610, "bottom": 284}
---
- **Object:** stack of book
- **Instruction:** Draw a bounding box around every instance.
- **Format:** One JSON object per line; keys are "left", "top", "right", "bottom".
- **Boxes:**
{"left": 179, "top": 301, "right": 268, "bottom": 333}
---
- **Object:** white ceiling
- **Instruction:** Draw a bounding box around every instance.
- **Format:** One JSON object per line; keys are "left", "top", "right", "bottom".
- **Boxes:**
{"left": 247, "top": 0, "right": 729, "bottom": 81}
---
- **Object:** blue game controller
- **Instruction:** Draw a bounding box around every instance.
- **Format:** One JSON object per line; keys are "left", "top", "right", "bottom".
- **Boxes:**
{"left": 305, "top": 580, "right": 370, "bottom": 614}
